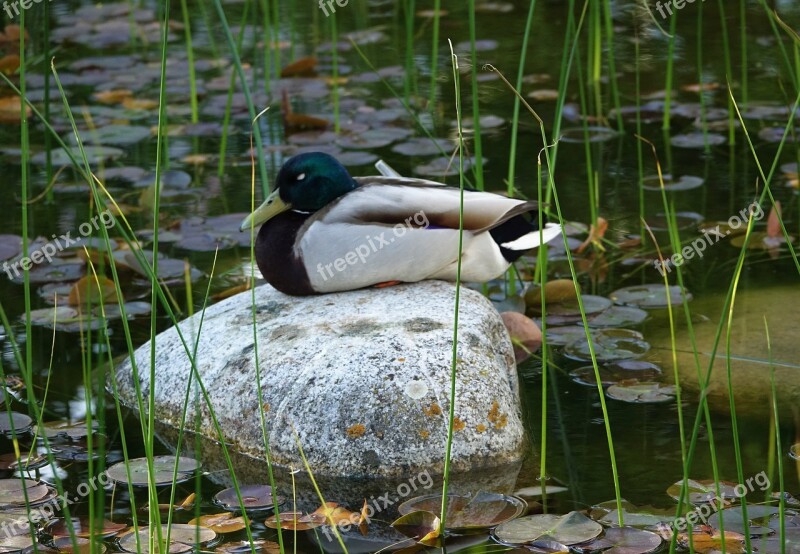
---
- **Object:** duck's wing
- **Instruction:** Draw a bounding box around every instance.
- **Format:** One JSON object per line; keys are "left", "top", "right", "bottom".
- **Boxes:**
{"left": 295, "top": 182, "right": 551, "bottom": 293}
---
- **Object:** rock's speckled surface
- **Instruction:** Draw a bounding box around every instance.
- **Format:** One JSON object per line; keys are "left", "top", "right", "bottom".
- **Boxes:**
{"left": 111, "top": 280, "right": 525, "bottom": 477}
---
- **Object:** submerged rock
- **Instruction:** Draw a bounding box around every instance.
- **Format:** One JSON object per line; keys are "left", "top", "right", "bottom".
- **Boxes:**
{"left": 649, "top": 284, "right": 799, "bottom": 417}
{"left": 111, "top": 280, "right": 525, "bottom": 478}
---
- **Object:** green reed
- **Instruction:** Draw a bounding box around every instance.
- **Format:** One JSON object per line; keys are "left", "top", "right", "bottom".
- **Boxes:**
{"left": 439, "top": 40, "right": 466, "bottom": 534}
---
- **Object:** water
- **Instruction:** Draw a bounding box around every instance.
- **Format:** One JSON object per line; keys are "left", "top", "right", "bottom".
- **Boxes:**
{"left": 0, "top": 0, "right": 798, "bottom": 551}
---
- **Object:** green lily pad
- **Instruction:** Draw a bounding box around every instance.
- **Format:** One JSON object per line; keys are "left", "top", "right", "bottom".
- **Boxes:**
{"left": 606, "top": 382, "right": 675, "bottom": 403}
{"left": 494, "top": 511, "right": 602, "bottom": 546}
{"left": 609, "top": 284, "right": 692, "bottom": 308}
{"left": 708, "top": 505, "right": 783, "bottom": 536}
{"left": 671, "top": 132, "right": 726, "bottom": 148}
{"left": 585, "top": 306, "right": 649, "bottom": 328}
{"left": 82, "top": 124, "right": 151, "bottom": 146}
{"left": 563, "top": 329, "right": 650, "bottom": 362}
{"left": 666, "top": 479, "right": 740, "bottom": 504}
{"left": 397, "top": 492, "right": 526, "bottom": 530}
{"left": 642, "top": 174, "right": 705, "bottom": 191}
{"left": 0, "top": 413, "right": 33, "bottom": 437}
{"left": 560, "top": 126, "right": 620, "bottom": 143}
{"left": 31, "top": 146, "right": 123, "bottom": 166}
{"left": 570, "top": 360, "right": 662, "bottom": 387}
{"left": 590, "top": 500, "right": 675, "bottom": 527}
{"left": 118, "top": 524, "right": 216, "bottom": 554}
{"left": 106, "top": 456, "right": 200, "bottom": 486}
{"left": 213, "top": 485, "right": 284, "bottom": 512}
{"left": 585, "top": 526, "right": 662, "bottom": 554}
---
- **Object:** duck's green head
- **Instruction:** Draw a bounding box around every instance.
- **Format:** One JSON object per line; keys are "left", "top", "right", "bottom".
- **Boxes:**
{"left": 239, "top": 152, "right": 357, "bottom": 231}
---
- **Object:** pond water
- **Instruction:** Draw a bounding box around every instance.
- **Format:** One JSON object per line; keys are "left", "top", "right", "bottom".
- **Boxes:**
{"left": 0, "top": 0, "right": 799, "bottom": 552}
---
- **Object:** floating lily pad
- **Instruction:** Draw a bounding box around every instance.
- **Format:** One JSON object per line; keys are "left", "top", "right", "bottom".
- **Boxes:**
{"left": 336, "top": 128, "right": 408, "bottom": 150}
{"left": 118, "top": 524, "right": 216, "bottom": 554}
{"left": 213, "top": 485, "right": 283, "bottom": 512}
{"left": 590, "top": 500, "right": 675, "bottom": 527}
{"left": 606, "top": 382, "right": 676, "bottom": 403}
{"left": 642, "top": 174, "right": 705, "bottom": 191}
{"left": 391, "top": 137, "right": 452, "bottom": 157}
{"left": 0, "top": 534, "right": 39, "bottom": 554}
{"left": 708, "top": 505, "right": 781, "bottom": 536}
{"left": 81, "top": 124, "right": 151, "bottom": 146}
{"left": 569, "top": 360, "right": 662, "bottom": 387}
{"left": 666, "top": 479, "right": 740, "bottom": 504}
{"left": 585, "top": 306, "right": 649, "bottom": 328}
{"left": 645, "top": 211, "right": 704, "bottom": 231}
{"left": 217, "top": 540, "right": 281, "bottom": 554}
{"left": 585, "top": 526, "right": 662, "bottom": 554}
{"left": 0, "top": 478, "right": 48, "bottom": 506}
{"left": 494, "top": 511, "right": 602, "bottom": 546}
{"left": 33, "top": 420, "right": 97, "bottom": 440}
{"left": 730, "top": 231, "right": 794, "bottom": 250}
{"left": 52, "top": 536, "right": 106, "bottom": 554}
{"left": 188, "top": 513, "right": 248, "bottom": 534}
{"left": 106, "top": 456, "right": 200, "bottom": 486}
{"left": 0, "top": 413, "right": 32, "bottom": 437}
{"left": 31, "top": 146, "right": 123, "bottom": 166}
{"left": 671, "top": 132, "right": 726, "bottom": 148}
{"left": 547, "top": 295, "right": 612, "bottom": 317}
{"left": 563, "top": 329, "right": 650, "bottom": 362}
{"left": 414, "top": 157, "right": 483, "bottom": 178}
{"left": 610, "top": 284, "right": 692, "bottom": 308}
{"left": 391, "top": 510, "right": 440, "bottom": 546}
{"left": 336, "top": 150, "right": 378, "bottom": 166}
{"left": 0, "top": 235, "right": 21, "bottom": 262}
{"left": 397, "top": 492, "right": 526, "bottom": 530}
{"left": 9, "top": 262, "right": 85, "bottom": 285}
{"left": 544, "top": 325, "right": 587, "bottom": 347}
{"left": 560, "top": 126, "right": 619, "bottom": 143}
{"left": 514, "top": 485, "right": 569, "bottom": 498}
{"left": 0, "top": 452, "right": 47, "bottom": 472}
{"left": 26, "top": 306, "right": 105, "bottom": 333}
{"left": 45, "top": 517, "right": 126, "bottom": 539}
{"left": 263, "top": 511, "right": 324, "bottom": 531}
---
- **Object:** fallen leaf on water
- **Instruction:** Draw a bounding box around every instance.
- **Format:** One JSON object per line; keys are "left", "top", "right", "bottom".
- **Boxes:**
{"left": 280, "top": 56, "right": 318, "bottom": 77}
{"left": 0, "top": 96, "right": 29, "bottom": 123}
{"left": 189, "top": 513, "right": 248, "bottom": 534}
{"left": 0, "top": 54, "right": 20, "bottom": 74}
{"left": 576, "top": 217, "right": 608, "bottom": 254}
{"left": 282, "top": 89, "right": 329, "bottom": 132}
{"left": 212, "top": 283, "right": 251, "bottom": 302}
{"left": 68, "top": 276, "right": 118, "bottom": 307}
{"left": 93, "top": 89, "right": 133, "bottom": 104}
{"left": 392, "top": 510, "right": 441, "bottom": 546}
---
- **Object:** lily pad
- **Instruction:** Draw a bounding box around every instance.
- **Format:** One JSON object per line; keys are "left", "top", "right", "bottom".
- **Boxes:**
{"left": 569, "top": 360, "right": 662, "bottom": 387}
{"left": 544, "top": 325, "right": 587, "bottom": 347}
{"left": 0, "top": 478, "right": 48, "bottom": 506}
{"left": 263, "top": 511, "right": 324, "bottom": 531}
{"left": 391, "top": 510, "right": 440, "bottom": 546}
{"left": 45, "top": 517, "right": 126, "bottom": 539}
{"left": 585, "top": 527, "right": 662, "bottom": 554}
{"left": 81, "top": 124, "right": 151, "bottom": 146}
{"left": 642, "top": 174, "right": 705, "bottom": 191}
{"left": 586, "top": 306, "right": 649, "bottom": 328}
{"left": 0, "top": 413, "right": 32, "bottom": 437}
{"left": 560, "top": 126, "right": 620, "bottom": 143}
{"left": 188, "top": 513, "right": 248, "bottom": 534}
{"left": 645, "top": 211, "right": 704, "bottom": 231}
{"left": 590, "top": 500, "right": 675, "bottom": 527}
{"left": 563, "top": 329, "right": 650, "bottom": 362}
{"left": 671, "top": 132, "right": 726, "bottom": 148}
{"left": 606, "top": 382, "right": 676, "bottom": 403}
{"left": 31, "top": 146, "right": 123, "bottom": 166}
{"left": 708, "top": 505, "right": 782, "bottom": 536}
{"left": 33, "top": 420, "right": 97, "bottom": 440}
{"left": 414, "top": 156, "right": 483, "bottom": 178}
{"left": 494, "top": 511, "right": 602, "bottom": 546}
{"left": 666, "top": 479, "right": 740, "bottom": 504}
{"left": 391, "top": 137, "right": 452, "bottom": 157}
{"left": 213, "top": 485, "right": 283, "bottom": 512}
{"left": 118, "top": 524, "right": 216, "bottom": 554}
{"left": 26, "top": 306, "right": 105, "bottom": 333}
{"left": 609, "top": 284, "right": 692, "bottom": 308}
{"left": 0, "top": 235, "right": 21, "bottom": 262}
{"left": 106, "top": 456, "right": 200, "bottom": 486}
{"left": 397, "top": 492, "right": 526, "bottom": 530}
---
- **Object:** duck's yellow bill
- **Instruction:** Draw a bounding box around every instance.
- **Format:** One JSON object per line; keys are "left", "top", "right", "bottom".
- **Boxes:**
{"left": 239, "top": 189, "right": 292, "bottom": 232}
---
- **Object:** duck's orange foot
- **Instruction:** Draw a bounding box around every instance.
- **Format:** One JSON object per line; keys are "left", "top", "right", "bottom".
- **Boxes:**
{"left": 374, "top": 280, "right": 403, "bottom": 289}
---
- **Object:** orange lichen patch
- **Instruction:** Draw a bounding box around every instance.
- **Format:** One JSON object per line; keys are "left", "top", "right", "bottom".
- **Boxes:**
{"left": 397, "top": 357, "right": 406, "bottom": 362}
{"left": 422, "top": 402, "right": 442, "bottom": 417}
{"left": 419, "top": 430, "right": 430, "bottom": 439}
{"left": 488, "top": 401, "right": 508, "bottom": 429}
{"left": 476, "top": 424, "right": 487, "bottom": 433}
{"left": 452, "top": 418, "right": 466, "bottom": 431}
{"left": 346, "top": 424, "right": 366, "bottom": 438}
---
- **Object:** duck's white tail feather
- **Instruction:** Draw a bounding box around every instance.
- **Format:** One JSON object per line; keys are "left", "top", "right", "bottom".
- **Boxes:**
{"left": 500, "top": 222, "right": 562, "bottom": 251}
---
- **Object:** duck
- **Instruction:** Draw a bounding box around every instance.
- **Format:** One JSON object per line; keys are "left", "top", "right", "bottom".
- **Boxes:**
{"left": 239, "top": 152, "right": 561, "bottom": 296}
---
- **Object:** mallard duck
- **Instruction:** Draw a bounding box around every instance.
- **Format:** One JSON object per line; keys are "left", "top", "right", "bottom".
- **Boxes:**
{"left": 239, "top": 152, "right": 561, "bottom": 296}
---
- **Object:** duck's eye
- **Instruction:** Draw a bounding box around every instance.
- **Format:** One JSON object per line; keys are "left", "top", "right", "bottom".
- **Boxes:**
{"left": 296, "top": 173, "right": 306, "bottom": 181}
